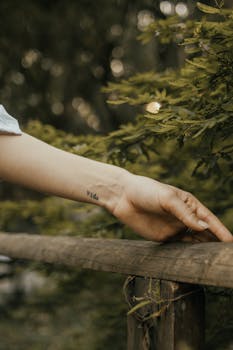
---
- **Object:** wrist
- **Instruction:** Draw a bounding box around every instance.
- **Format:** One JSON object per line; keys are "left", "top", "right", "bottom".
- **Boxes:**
{"left": 100, "top": 165, "right": 130, "bottom": 213}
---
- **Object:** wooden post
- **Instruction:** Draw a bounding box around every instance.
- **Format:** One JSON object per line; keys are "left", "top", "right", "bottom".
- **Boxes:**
{"left": 157, "top": 280, "right": 205, "bottom": 350}
{"left": 125, "top": 277, "right": 205, "bottom": 350}
{"left": 125, "top": 276, "right": 158, "bottom": 350}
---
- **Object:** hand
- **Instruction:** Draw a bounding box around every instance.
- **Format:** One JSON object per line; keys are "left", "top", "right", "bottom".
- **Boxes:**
{"left": 111, "top": 173, "right": 233, "bottom": 242}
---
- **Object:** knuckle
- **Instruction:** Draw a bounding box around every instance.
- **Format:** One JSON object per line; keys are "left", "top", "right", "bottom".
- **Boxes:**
{"left": 160, "top": 189, "right": 177, "bottom": 211}
{"left": 202, "top": 212, "right": 211, "bottom": 222}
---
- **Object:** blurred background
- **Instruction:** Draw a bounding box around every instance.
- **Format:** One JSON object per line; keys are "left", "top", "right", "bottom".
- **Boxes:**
{"left": 2, "top": 0, "right": 228, "bottom": 135}
{"left": 0, "top": 1, "right": 233, "bottom": 349}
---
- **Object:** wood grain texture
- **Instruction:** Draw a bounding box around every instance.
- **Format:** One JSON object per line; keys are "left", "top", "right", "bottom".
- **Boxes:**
{"left": 157, "top": 281, "right": 205, "bottom": 350}
{"left": 0, "top": 233, "right": 232, "bottom": 288}
{"left": 126, "top": 277, "right": 158, "bottom": 350}
{"left": 126, "top": 278, "right": 205, "bottom": 350}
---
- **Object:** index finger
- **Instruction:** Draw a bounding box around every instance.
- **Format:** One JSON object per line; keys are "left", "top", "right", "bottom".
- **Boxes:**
{"left": 196, "top": 200, "right": 233, "bottom": 242}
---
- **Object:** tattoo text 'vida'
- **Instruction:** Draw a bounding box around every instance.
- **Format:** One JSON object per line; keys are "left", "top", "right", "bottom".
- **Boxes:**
{"left": 87, "top": 190, "right": 99, "bottom": 201}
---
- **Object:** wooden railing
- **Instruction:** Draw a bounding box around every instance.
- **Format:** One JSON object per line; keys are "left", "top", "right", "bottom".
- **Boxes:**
{"left": 0, "top": 232, "right": 232, "bottom": 350}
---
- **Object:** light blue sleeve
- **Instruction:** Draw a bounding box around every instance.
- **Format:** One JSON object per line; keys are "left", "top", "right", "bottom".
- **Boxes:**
{"left": 0, "top": 105, "right": 22, "bottom": 135}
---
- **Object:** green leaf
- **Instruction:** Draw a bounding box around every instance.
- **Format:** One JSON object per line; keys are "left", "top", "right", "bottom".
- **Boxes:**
{"left": 197, "top": 2, "right": 221, "bottom": 14}
{"left": 127, "top": 300, "right": 152, "bottom": 315}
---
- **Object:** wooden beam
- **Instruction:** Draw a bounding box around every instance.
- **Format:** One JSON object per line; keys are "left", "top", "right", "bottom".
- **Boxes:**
{"left": 0, "top": 233, "right": 232, "bottom": 288}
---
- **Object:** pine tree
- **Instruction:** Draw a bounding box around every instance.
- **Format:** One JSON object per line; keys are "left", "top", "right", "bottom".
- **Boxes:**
{"left": 103, "top": 1, "right": 233, "bottom": 232}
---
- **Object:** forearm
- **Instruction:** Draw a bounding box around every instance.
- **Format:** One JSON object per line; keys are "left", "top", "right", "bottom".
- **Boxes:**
{"left": 0, "top": 132, "right": 127, "bottom": 211}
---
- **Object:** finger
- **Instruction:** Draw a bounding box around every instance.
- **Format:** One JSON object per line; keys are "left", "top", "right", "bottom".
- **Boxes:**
{"left": 169, "top": 228, "right": 220, "bottom": 243}
{"left": 176, "top": 191, "right": 233, "bottom": 242}
{"left": 176, "top": 190, "right": 233, "bottom": 242}
{"left": 190, "top": 229, "right": 220, "bottom": 242}
{"left": 167, "top": 195, "right": 210, "bottom": 232}
{"left": 195, "top": 201, "right": 233, "bottom": 242}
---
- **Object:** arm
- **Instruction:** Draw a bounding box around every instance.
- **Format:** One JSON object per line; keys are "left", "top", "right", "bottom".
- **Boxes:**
{"left": 0, "top": 132, "right": 125, "bottom": 211}
{"left": 0, "top": 132, "right": 232, "bottom": 242}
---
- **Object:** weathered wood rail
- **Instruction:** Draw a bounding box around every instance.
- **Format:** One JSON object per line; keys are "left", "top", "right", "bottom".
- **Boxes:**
{"left": 0, "top": 232, "right": 232, "bottom": 349}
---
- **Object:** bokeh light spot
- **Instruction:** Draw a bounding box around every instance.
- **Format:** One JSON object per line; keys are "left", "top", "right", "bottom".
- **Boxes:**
{"left": 137, "top": 10, "right": 154, "bottom": 31}
{"left": 110, "top": 59, "right": 124, "bottom": 77}
{"left": 175, "top": 2, "right": 189, "bottom": 18}
{"left": 51, "top": 102, "right": 64, "bottom": 115}
{"left": 160, "top": 1, "right": 175, "bottom": 16}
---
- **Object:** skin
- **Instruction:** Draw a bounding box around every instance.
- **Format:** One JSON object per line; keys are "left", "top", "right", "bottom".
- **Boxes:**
{"left": 0, "top": 132, "right": 232, "bottom": 243}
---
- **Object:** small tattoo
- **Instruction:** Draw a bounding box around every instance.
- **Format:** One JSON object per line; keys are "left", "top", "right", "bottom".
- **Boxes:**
{"left": 87, "top": 190, "right": 99, "bottom": 201}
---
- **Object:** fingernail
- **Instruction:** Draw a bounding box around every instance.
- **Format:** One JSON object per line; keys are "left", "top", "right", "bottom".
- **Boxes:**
{"left": 198, "top": 220, "right": 209, "bottom": 229}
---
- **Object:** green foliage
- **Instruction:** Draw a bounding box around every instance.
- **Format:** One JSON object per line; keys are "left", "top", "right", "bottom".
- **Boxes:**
{"left": 103, "top": 2, "right": 233, "bottom": 229}
{"left": 1, "top": 2, "right": 233, "bottom": 349}
{"left": 101, "top": 6, "right": 233, "bottom": 347}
